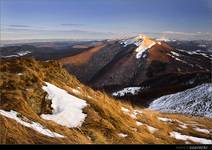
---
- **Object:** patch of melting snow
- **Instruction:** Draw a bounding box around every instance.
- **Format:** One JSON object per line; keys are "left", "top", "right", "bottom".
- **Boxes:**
{"left": 198, "top": 44, "right": 207, "bottom": 48}
{"left": 208, "top": 86, "right": 212, "bottom": 93}
{"left": 121, "top": 107, "right": 130, "bottom": 113}
{"left": 130, "top": 110, "right": 143, "bottom": 119}
{"left": 170, "top": 131, "right": 212, "bottom": 144}
{"left": 112, "top": 87, "right": 141, "bottom": 97}
{"left": 198, "top": 53, "right": 211, "bottom": 58}
{"left": 178, "top": 124, "right": 188, "bottom": 129}
{"left": 87, "top": 135, "right": 91, "bottom": 141}
{"left": 178, "top": 49, "right": 199, "bottom": 55}
{"left": 146, "top": 125, "right": 158, "bottom": 134}
{"left": 131, "top": 128, "right": 138, "bottom": 132}
{"left": 167, "top": 53, "right": 188, "bottom": 64}
{"left": 87, "top": 95, "right": 93, "bottom": 99}
{"left": 175, "top": 120, "right": 188, "bottom": 129}
{"left": 72, "top": 88, "right": 81, "bottom": 95}
{"left": 118, "top": 133, "right": 128, "bottom": 138}
{"left": 0, "top": 109, "right": 64, "bottom": 138}
{"left": 121, "top": 107, "right": 143, "bottom": 120}
{"left": 178, "top": 49, "right": 212, "bottom": 59}
{"left": 41, "top": 82, "right": 87, "bottom": 128}
{"left": 170, "top": 51, "right": 180, "bottom": 57}
{"left": 136, "top": 121, "right": 143, "bottom": 126}
{"left": 158, "top": 117, "right": 173, "bottom": 122}
{"left": 157, "top": 117, "right": 188, "bottom": 129}
{"left": 133, "top": 109, "right": 143, "bottom": 115}
{"left": 130, "top": 113, "right": 137, "bottom": 119}
{"left": 2, "top": 54, "right": 20, "bottom": 58}
{"left": 193, "top": 127, "right": 210, "bottom": 134}
{"left": 17, "top": 51, "right": 31, "bottom": 56}
{"left": 2, "top": 51, "right": 31, "bottom": 58}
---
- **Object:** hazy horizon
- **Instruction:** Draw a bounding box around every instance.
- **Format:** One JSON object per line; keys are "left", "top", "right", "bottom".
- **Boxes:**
{"left": 1, "top": 0, "right": 212, "bottom": 41}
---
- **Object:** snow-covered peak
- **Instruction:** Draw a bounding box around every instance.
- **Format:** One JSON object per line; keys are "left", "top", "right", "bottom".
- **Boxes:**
{"left": 120, "top": 34, "right": 157, "bottom": 59}
{"left": 120, "top": 34, "right": 150, "bottom": 47}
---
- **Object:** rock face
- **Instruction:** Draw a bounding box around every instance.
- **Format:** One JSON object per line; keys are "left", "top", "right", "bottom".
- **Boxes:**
{"left": 149, "top": 83, "right": 212, "bottom": 118}
{"left": 60, "top": 34, "right": 212, "bottom": 105}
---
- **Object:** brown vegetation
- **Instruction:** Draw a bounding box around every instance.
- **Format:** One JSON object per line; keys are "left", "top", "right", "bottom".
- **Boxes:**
{"left": 0, "top": 58, "right": 211, "bottom": 144}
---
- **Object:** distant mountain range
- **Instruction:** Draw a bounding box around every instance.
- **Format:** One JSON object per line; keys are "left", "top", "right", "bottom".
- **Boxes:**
{"left": 59, "top": 35, "right": 212, "bottom": 105}
{"left": 1, "top": 35, "right": 211, "bottom": 106}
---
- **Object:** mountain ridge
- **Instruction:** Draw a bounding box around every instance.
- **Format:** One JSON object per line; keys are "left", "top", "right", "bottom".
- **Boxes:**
{"left": 60, "top": 34, "right": 212, "bottom": 105}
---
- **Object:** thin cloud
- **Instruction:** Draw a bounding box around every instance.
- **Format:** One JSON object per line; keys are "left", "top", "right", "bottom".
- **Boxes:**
{"left": 8, "top": 24, "right": 31, "bottom": 28}
{"left": 3, "top": 28, "right": 114, "bottom": 34}
{"left": 60, "top": 23, "right": 85, "bottom": 26}
{"left": 162, "top": 31, "right": 197, "bottom": 35}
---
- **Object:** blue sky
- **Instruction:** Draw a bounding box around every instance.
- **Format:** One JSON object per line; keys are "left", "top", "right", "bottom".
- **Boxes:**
{"left": 1, "top": 0, "right": 212, "bottom": 40}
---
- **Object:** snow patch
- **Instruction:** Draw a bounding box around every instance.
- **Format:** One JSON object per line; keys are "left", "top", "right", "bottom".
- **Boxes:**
{"left": 130, "top": 113, "right": 137, "bottom": 119}
{"left": 170, "top": 131, "right": 212, "bottom": 144}
{"left": 193, "top": 127, "right": 210, "bottom": 134}
{"left": 0, "top": 109, "right": 64, "bottom": 138}
{"left": 170, "top": 51, "right": 180, "bottom": 57}
{"left": 158, "top": 117, "right": 173, "bottom": 122}
{"left": 146, "top": 125, "right": 158, "bottom": 134}
{"left": 41, "top": 82, "right": 87, "bottom": 128}
{"left": 158, "top": 117, "right": 188, "bottom": 129}
{"left": 136, "top": 121, "right": 143, "bottom": 126}
{"left": 118, "top": 133, "right": 128, "bottom": 138}
{"left": 121, "top": 107, "right": 130, "bottom": 113}
{"left": 133, "top": 109, "right": 143, "bottom": 115}
{"left": 178, "top": 49, "right": 212, "bottom": 59}
{"left": 71, "top": 88, "right": 81, "bottom": 95}
{"left": 178, "top": 124, "right": 188, "bottom": 129}
{"left": 112, "top": 87, "right": 142, "bottom": 97}
{"left": 2, "top": 54, "right": 19, "bottom": 58}
{"left": 17, "top": 51, "right": 31, "bottom": 56}
{"left": 167, "top": 53, "right": 188, "bottom": 64}
{"left": 121, "top": 107, "right": 143, "bottom": 120}
{"left": 131, "top": 128, "right": 138, "bottom": 132}
{"left": 198, "top": 44, "right": 207, "bottom": 48}
{"left": 2, "top": 51, "right": 31, "bottom": 58}
{"left": 149, "top": 84, "right": 212, "bottom": 119}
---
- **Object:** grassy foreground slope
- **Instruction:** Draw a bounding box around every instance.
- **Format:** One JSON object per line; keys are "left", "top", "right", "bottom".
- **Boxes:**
{"left": 0, "top": 58, "right": 211, "bottom": 144}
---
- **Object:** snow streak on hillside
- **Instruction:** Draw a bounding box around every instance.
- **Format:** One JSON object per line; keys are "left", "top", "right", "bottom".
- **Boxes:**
{"left": 149, "top": 84, "right": 212, "bottom": 119}
{"left": 0, "top": 110, "right": 64, "bottom": 138}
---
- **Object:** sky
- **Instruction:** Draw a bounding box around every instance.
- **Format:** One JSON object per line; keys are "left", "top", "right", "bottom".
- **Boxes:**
{"left": 1, "top": 0, "right": 212, "bottom": 41}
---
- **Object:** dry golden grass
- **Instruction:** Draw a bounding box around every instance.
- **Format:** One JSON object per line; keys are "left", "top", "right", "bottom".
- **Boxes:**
{"left": 0, "top": 58, "right": 211, "bottom": 144}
